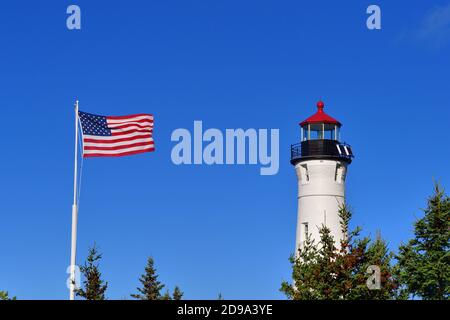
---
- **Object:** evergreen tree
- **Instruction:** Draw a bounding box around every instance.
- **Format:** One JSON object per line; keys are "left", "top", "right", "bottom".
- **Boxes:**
{"left": 75, "top": 244, "right": 108, "bottom": 300}
{"left": 158, "top": 287, "right": 184, "bottom": 300}
{"left": 395, "top": 183, "right": 450, "bottom": 300}
{"left": 281, "top": 204, "right": 399, "bottom": 300}
{"left": 131, "top": 257, "right": 165, "bottom": 300}
{"left": 173, "top": 286, "right": 183, "bottom": 300}
{"left": 348, "top": 234, "right": 400, "bottom": 299}
{"left": 161, "top": 290, "right": 172, "bottom": 300}
{"left": 0, "top": 291, "right": 16, "bottom": 300}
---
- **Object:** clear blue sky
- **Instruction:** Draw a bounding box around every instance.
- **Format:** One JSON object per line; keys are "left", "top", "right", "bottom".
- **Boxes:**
{"left": 0, "top": 1, "right": 449, "bottom": 299}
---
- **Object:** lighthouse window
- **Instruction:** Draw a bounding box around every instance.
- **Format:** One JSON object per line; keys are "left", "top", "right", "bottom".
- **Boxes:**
{"left": 300, "top": 164, "right": 309, "bottom": 182}
{"left": 309, "top": 124, "right": 323, "bottom": 140}
{"left": 302, "top": 124, "right": 339, "bottom": 141}
{"left": 335, "top": 163, "right": 341, "bottom": 181}
{"left": 323, "top": 124, "right": 336, "bottom": 140}
{"left": 335, "top": 164, "right": 346, "bottom": 183}
{"left": 303, "top": 222, "right": 309, "bottom": 237}
{"left": 301, "top": 127, "right": 308, "bottom": 141}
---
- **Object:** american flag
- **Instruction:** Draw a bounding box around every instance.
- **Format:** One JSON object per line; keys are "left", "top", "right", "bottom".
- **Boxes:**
{"left": 78, "top": 111, "right": 154, "bottom": 158}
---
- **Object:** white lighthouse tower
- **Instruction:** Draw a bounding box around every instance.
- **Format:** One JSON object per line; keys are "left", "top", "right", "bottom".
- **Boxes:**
{"left": 291, "top": 101, "right": 354, "bottom": 254}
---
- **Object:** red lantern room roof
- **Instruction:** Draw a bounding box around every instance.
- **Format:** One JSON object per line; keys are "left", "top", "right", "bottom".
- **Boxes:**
{"left": 300, "top": 101, "right": 341, "bottom": 127}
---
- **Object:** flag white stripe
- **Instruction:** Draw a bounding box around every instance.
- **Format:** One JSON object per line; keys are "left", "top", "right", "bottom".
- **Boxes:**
{"left": 107, "top": 121, "right": 154, "bottom": 128}
{"left": 106, "top": 115, "right": 153, "bottom": 124}
{"left": 109, "top": 125, "right": 153, "bottom": 131}
{"left": 83, "top": 137, "right": 154, "bottom": 148}
{"left": 83, "top": 132, "right": 151, "bottom": 141}
{"left": 83, "top": 144, "right": 154, "bottom": 155}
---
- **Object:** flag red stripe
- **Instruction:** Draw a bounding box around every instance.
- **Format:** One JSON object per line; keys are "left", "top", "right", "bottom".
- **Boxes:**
{"left": 84, "top": 141, "right": 154, "bottom": 151}
{"left": 107, "top": 114, "right": 153, "bottom": 120}
{"left": 111, "top": 129, "right": 153, "bottom": 136}
{"left": 108, "top": 123, "right": 153, "bottom": 130}
{"left": 107, "top": 119, "right": 154, "bottom": 124}
{"left": 83, "top": 147, "right": 155, "bottom": 158}
{"left": 83, "top": 134, "right": 152, "bottom": 144}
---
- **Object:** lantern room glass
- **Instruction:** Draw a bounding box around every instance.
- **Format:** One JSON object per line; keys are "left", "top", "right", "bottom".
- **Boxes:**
{"left": 301, "top": 124, "right": 340, "bottom": 142}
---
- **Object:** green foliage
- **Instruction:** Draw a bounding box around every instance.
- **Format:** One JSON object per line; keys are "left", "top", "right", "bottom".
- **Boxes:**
{"left": 75, "top": 244, "right": 108, "bottom": 300}
{"left": 131, "top": 257, "right": 184, "bottom": 300}
{"left": 131, "top": 257, "right": 165, "bottom": 300}
{"left": 0, "top": 291, "right": 16, "bottom": 300}
{"left": 281, "top": 204, "right": 399, "bottom": 300}
{"left": 160, "top": 290, "right": 172, "bottom": 300}
{"left": 172, "top": 286, "right": 184, "bottom": 300}
{"left": 348, "top": 234, "right": 400, "bottom": 299}
{"left": 395, "top": 183, "right": 450, "bottom": 300}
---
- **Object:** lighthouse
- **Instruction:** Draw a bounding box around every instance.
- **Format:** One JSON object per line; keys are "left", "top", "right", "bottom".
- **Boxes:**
{"left": 291, "top": 101, "right": 354, "bottom": 254}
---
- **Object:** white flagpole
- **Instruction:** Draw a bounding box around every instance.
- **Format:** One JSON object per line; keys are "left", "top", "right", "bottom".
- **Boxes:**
{"left": 69, "top": 100, "right": 79, "bottom": 300}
